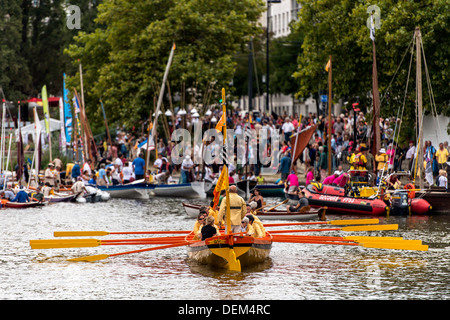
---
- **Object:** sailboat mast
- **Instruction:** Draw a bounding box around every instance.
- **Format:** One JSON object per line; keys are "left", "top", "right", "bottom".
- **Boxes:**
{"left": 415, "top": 27, "right": 424, "bottom": 189}
{"left": 327, "top": 55, "right": 332, "bottom": 175}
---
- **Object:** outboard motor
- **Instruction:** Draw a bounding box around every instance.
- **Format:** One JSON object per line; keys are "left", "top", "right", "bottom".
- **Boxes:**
{"left": 391, "top": 190, "right": 409, "bottom": 215}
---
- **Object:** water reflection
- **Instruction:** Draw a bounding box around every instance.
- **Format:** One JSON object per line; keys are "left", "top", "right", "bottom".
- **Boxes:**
{"left": 1, "top": 197, "right": 449, "bottom": 299}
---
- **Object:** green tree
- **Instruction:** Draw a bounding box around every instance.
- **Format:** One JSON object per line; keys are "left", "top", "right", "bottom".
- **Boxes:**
{"left": 0, "top": 0, "right": 31, "bottom": 101}
{"left": 65, "top": 0, "right": 265, "bottom": 129}
{"left": 293, "top": 0, "right": 450, "bottom": 123}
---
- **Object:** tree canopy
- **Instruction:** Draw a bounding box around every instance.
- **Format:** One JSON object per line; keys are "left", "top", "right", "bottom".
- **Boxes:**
{"left": 293, "top": 0, "right": 450, "bottom": 121}
{"left": 65, "top": 0, "right": 265, "bottom": 128}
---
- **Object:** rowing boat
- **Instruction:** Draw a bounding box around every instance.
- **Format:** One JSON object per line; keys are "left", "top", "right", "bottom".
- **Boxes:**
{"left": 1, "top": 200, "right": 47, "bottom": 209}
{"left": 181, "top": 202, "right": 325, "bottom": 220}
{"left": 186, "top": 232, "right": 272, "bottom": 271}
{"left": 150, "top": 181, "right": 212, "bottom": 199}
{"left": 97, "top": 181, "right": 150, "bottom": 200}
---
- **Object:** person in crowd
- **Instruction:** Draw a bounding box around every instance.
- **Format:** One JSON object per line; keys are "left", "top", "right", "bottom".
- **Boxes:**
{"left": 11, "top": 186, "right": 30, "bottom": 203}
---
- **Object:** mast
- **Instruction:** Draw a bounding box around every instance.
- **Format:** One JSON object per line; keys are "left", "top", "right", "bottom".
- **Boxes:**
{"left": 145, "top": 43, "right": 176, "bottom": 175}
{"left": 327, "top": 55, "right": 332, "bottom": 175}
{"left": 415, "top": 27, "right": 424, "bottom": 189}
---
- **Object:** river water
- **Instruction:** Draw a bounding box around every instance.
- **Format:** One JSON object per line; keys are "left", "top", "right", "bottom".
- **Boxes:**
{"left": 1, "top": 196, "right": 448, "bottom": 301}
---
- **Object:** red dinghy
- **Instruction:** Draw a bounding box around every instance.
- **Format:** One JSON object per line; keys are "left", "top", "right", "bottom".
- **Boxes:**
{"left": 300, "top": 183, "right": 389, "bottom": 216}
{"left": 1, "top": 200, "right": 47, "bottom": 209}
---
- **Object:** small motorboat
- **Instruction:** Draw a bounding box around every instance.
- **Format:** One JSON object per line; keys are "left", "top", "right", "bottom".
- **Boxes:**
{"left": 300, "top": 183, "right": 389, "bottom": 215}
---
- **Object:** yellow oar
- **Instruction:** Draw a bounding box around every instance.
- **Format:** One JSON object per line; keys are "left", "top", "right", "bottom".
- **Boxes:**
{"left": 268, "top": 224, "right": 399, "bottom": 234}
{"left": 67, "top": 242, "right": 188, "bottom": 262}
{"left": 359, "top": 241, "right": 428, "bottom": 251}
{"left": 53, "top": 230, "right": 191, "bottom": 237}
{"left": 264, "top": 219, "right": 380, "bottom": 227}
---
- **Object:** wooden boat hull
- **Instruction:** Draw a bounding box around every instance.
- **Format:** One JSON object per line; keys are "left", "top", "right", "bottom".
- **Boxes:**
{"left": 97, "top": 182, "right": 150, "bottom": 200}
{"left": 151, "top": 181, "right": 210, "bottom": 198}
{"left": 44, "top": 193, "right": 78, "bottom": 203}
{"left": 187, "top": 233, "right": 272, "bottom": 270}
{"left": 182, "top": 202, "right": 323, "bottom": 220}
{"left": 253, "top": 184, "right": 286, "bottom": 197}
{"left": 415, "top": 188, "right": 449, "bottom": 214}
{"left": 2, "top": 201, "right": 47, "bottom": 209}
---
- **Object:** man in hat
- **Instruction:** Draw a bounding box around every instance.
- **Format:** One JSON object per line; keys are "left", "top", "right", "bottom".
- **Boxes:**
{"left": 44, "top": 163, "right": 56, "bottom": 187}
{"left": 218, "top": 185, "right": 247, "bottom": 234}
{"left": 11, "top": 186, "right": 30, "bottom": 203}
{"left": 375, "top": 148, "right": 388, "bottom": 174}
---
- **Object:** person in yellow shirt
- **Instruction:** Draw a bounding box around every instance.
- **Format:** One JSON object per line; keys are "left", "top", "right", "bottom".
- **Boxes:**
{"left": 218, "top": 185, "right": 247, "bottom": 233}
{"left": 240, "top": 217, "right": 255, "bottom": 236}
{"left": 193, "top": 211, "right": 208, "bottom": 240}
{"left": 207, "top": 200, "right": 221, "bottom": 226}
{"left": 436, "top": 143, "right": 449, "bottom": 171}
{"left": 375, "top": 148, "right": 388, "bottom": 173}
{"left": 246, "top": 214, "right": 266, "bottom": 238}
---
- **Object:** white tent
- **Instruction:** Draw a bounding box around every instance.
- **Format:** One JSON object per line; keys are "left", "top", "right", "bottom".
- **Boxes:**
{"left": 15, "top": 118, "right": 62, "bottom": 141}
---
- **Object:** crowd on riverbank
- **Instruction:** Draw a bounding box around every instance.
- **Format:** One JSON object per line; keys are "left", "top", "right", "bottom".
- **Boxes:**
{"left": 49, "top": 108, "right": 449, "bottom": 189}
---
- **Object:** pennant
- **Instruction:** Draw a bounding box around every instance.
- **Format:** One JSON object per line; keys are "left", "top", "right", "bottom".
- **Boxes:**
{"left": 325, "top": 59, "right": 331, "bottom": 72}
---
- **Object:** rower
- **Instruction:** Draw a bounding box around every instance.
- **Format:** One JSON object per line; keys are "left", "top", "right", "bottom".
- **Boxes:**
{"left": 246, "top": 214, "right": 265, "bottom": 238}
{"left": 200, "top": 216, "right": 220, "bottom": 240}
{"left": 287, "top": 190, "right": 309, "bottom": 213}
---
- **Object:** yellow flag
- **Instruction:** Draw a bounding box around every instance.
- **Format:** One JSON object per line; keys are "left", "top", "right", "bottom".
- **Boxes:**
{"left": 213, "top": 165, "right": 229, "bottom": 209}
{"left": 215, "top": 114, "right": 225, "bottom": 133}
{"left": 325, "top": 59, "right": 331, "bottom": 72}
{"left": 42, "top": 85, "right": 50, "bottom": 134}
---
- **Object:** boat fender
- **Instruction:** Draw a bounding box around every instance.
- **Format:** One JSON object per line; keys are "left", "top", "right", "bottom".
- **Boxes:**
{"left": 404, "top": 183, "right": 415, "bottom": 199}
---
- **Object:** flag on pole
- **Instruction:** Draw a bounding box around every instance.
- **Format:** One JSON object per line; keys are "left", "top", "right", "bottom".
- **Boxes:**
{"left": 369, "top": 14, "right": 376, "bottom": 41}
{"left": 63, "top": 74, "right": 72, "bottom": 144}
{"left": 41, "top": 85, "right": 50, "bottom": 134}
{"left": 325, "top": 59, "right": 331, "bottom": 72}
{"left": 212, "top": 165, "right": 229, "bottom": 209}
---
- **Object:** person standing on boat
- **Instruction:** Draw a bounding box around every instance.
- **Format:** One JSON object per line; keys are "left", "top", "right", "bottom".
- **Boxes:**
{"left": 285, "top": 170, "right": 299, "bottom": 193}
{"left": 405, "top": 141, "right": 416, "bottom": 172}
{"left": 436, "top": 143, "right": 449, "bottom": 172}
{"left": 71, "top": 161, "right": 81, "bottom": 182}
{"left": 44, "top": 163, "right": 56, "bottom": 187}
{"left": 132, "top": 153, "right": 146, "bottom": 181}
{"left": 218, "top": 185, "right": 247, "bottom": 234}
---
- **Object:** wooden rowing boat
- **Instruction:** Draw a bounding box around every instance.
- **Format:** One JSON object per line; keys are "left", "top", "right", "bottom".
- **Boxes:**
{"left": 1, "top": 200, "right": 47, "bottom": 209}
{"left": 186, "top": 231, "right": 272, "bottom": 271}
{"left": 150, "top": 181, "right": 211, "bottom": 199}
{"left": 97, "top": 181, "right": 150, "bottom": 200}
{"left": 182, "top": 202, "right": 326, "bottom": 220}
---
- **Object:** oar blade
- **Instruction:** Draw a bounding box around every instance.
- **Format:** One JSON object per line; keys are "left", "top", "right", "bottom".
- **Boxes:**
{"left": 342, "top": 224, "right": 398, "bottom": 232}
{"left": 30, "top": 239, "right": 100, "bottom": 249}
{"left": 68, "top": 254, "right": 110, "bottom": 262}
{"left": 361, "top": 241, "right": 428, "bottom": 251}
{"left": 329, "top": 219, "right": 379, "bottom": 226}
{"left": 54, "top": 231, "right": 109, "bottom": 237}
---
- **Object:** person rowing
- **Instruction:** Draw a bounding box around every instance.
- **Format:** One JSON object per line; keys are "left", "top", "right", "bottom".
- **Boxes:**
{"left": 286, "top": 190, "right": 309, "bottom": 213}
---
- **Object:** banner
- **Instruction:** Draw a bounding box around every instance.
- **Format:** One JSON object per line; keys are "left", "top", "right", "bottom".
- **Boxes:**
{"left": 41, "top": 85, "right": 50, "bottom": 134}
{"left": 63, "top": 74, "right": 72, "bottom": 144}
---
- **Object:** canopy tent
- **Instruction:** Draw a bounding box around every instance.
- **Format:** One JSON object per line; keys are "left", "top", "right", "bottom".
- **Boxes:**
{"left": 15, "top": 118, "right": 62, "bottom": 141}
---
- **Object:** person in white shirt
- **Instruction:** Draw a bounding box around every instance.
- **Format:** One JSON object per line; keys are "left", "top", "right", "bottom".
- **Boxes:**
{"left": 181, "top": 155, "right": 194, "bottom": 183}
{"left": 281, "top": 118, "right": 295, "bottom": 143}
{"left": 121, "top": 161, "right": 133, "bottom": 184}
{"left": 405, "top": 141, "right": 416, "bottom": 171}
{"left": 83, "top": 160, "right": 92, "bottom": 175}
